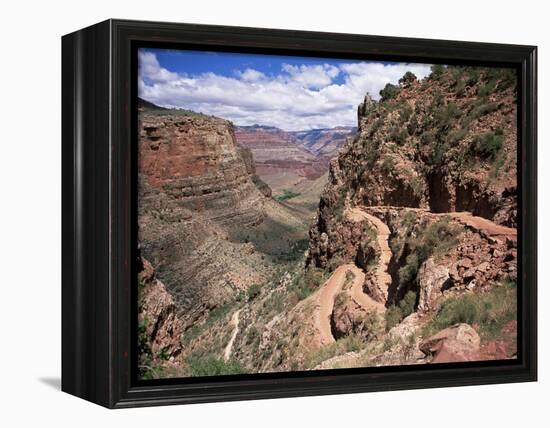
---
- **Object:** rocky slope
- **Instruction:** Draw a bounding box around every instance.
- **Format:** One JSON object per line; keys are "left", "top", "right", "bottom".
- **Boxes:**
{"left": 309, "top": 66, "right": 517, "bottom": 269}
{"left": 138, "top": 255, "right": 185, "bottom": 379}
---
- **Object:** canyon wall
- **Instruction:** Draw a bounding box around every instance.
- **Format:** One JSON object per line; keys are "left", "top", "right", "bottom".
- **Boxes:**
{"left": 138, "top": 109, "right": 274, "bottom": 328}
{"left": 139, "top": 112, "right": 266, "bottom": 228}
{"left": 235, "top": 125, "right": 326, "bottom": 181}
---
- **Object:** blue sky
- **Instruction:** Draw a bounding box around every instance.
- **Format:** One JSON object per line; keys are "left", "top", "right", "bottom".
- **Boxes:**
{"left": 138, "top": 48, "right": 432, "bottom": 131}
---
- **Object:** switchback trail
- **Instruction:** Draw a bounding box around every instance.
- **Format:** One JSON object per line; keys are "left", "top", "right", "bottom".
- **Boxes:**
{"left": 223, "top": 309, "right": 241, "bottom": 361}
{"left": 316, "top": 264, "right": 359, "bottom": 346}
{"left": 316, "top": 264, "right": 383, "bottom": 346}
{"left": 347, "top": 207, "right": 393, "bottom": 301}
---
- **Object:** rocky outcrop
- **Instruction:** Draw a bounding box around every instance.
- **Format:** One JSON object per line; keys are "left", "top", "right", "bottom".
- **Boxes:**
{"left": 371, "top": 206, "right": 517, "bottom": 306}
{"left": 419, "top": 323, "right": 481, "bottom": 363}
{"left": 138, "top": 256, "right": 184, "bottom": 375}
{"left": 417, "top": 258, "right": 450, "bottom": 312}
{"left": 331, "top": 292, "right": 381, "bottom": 341}
{"left": 139, "top": 111, "right": 266, "bottom": 228}
{"left": 237, "top": 145, "right": 272, "bottom": 197}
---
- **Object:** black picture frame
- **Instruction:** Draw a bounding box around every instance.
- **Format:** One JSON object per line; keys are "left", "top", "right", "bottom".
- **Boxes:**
{"left": 62, "top": 19, "right": 537, "bottom": 408}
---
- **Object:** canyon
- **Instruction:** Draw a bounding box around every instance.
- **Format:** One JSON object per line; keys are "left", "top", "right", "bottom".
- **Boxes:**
{"left": 137, "top": 65, "right": 518, "bottom": 379}
{"left": 235, "top": 124, "right": 354, "bottom": 205}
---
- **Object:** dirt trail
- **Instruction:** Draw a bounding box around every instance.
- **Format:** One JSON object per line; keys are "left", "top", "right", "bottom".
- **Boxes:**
{"left": 350, "top": 267, "right": 385, "bottom": 313}
{"left": 347, "top": 207, "right": 393, "bottom": 300}
{"left": 355, "top": 205, "right": 516, "bottom": 240}
{"left": 444, "top": 212, "right": 517, "bottom": 241}
{"left": 314, "top": 205, "right": 516, "bottom": 348}
{"left": 223, "top": 309, "right": 241, "bottom": 361}
{"left": 316, "top": 265, "right": 353, "bottom": 346}
{"left": 316, "top": 263, "right": 383, "bottom": 345}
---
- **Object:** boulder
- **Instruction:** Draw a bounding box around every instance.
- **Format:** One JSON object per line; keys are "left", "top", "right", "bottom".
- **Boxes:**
{"left": 420, "top": 323, "right": 481, "bottom": 363}
{"left": 417, "top": 258, "right": 450, "bottom": 312}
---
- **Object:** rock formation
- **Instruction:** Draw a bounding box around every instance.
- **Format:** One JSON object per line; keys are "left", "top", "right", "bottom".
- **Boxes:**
{"left": 139, "top": 112, "right": 266, "bottom": 228}
{"left": 419, "top": 323, "right": 481, "bottom": 363}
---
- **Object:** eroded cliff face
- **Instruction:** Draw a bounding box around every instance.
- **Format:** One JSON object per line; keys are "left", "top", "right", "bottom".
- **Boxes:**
{"left": 139, "top": 112, "right": 266, "bottom": 228}
{"left": 138, "top": 110, "right": 275, "bottom": 329}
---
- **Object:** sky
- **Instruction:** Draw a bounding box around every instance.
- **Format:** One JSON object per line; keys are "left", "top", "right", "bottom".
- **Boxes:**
{"left": 138, "top": 48, "right": 432, "bottom": 131}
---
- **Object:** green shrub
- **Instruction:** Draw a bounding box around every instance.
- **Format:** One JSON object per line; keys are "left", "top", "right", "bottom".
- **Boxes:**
{"left": 454, "top": 79, "right": 466, "bottom": 96}
{"left": 369, "top": 118, "right": 385, "bottom": 136}
{"left": 247, "top": 283, "right": 263, "bottom": 301}
{"left": 384, "top": 291, "right": 417, "bottom": 331}
{"left": 433, "top": 102, "right": 461, "bottom": 130}
{"left": 399, "top": 71, "right": 417, "bottom": 86}
{"left": 390, "top": 127, "right": 409, "bottom": 145}
{"left": 422, "top": 279, "right": 517, "bottom": 340}
{"left": 407, "top": 115, "right": 419, "bottom": 135}
{"left": 381, "top": 155, "right": 395, "bottom": 173}
{"left": 497, "top": 68, "right": 517, "bottom": 91}
{"left": 305, "top": 334, "right": 364, "bottom": 369}
{"left": 400, "top": 105, "right": 413, "bottom": 121}
{"left": 429, "top": 64, "right": 445, "bottom": 79}
{"left": 447, "top": 128, "right": 468, "bottom": 145}
{"left": 379, "top": 83, "right": 400, "bottom": 101}
{"left": 473, "top": 128, "right": 504, "bottom": 160}
{"left": 186, "top": 354, "right": 246, "bottom": 376}
{"left": 399, "top": 290, "right": 417, "bottom": 317}
{"left": 465, "top": 68, "right": 481, "bottom": 86}
{"left": 157, "top": 347, "right": 169, "bottom": 361}
{"left": 398, "top": 253, "right": 421, "bottom": 289}
{"left": 468, "top": 101, "right": 499, "bottom": 121}
{"left": 289, "top": 268, "right": 329, "bottom": 301}
{"left": 276, "top": 189, "right": 301, "bottom": 201}
{"left": 362, "top": 310, "right": 384, "bottom": 340}
{"left": 385, "top": 305, "right": 403, "bottom": 331}
{"left": 403, "top": 211, "right": 417, "bottom": 228}
{"left": 477, "top": 81, "right": 497, "bottom": 97}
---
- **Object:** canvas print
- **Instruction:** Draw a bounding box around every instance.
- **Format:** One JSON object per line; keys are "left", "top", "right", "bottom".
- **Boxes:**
{"left": 136, "top": 48, "right": 518, "bottom": 380}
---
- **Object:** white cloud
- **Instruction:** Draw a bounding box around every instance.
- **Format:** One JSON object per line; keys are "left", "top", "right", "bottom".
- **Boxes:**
{"left": 138, "top": 51, "right": 431, "bottom": 131}
{"left": 281, "top": 63, "right": 340, "bottom": 89}
{"left": 237, "top": 68, "right": 266, "bottom": 82}
{"left": 138, "top": 51, "right": 178, "bottom": 83}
